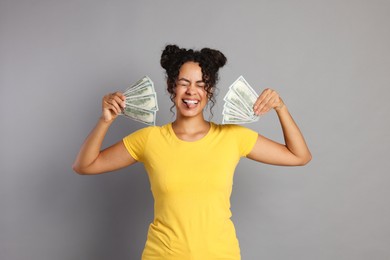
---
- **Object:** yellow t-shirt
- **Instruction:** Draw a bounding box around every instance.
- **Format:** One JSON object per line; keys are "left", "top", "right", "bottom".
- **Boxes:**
{"left": 123, "top": 122, "right": 258, "bottom": 260}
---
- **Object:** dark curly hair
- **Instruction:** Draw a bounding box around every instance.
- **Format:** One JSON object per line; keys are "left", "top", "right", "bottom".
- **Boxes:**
{"left": 160, "top": 44, "right": 227, "bottom": 115}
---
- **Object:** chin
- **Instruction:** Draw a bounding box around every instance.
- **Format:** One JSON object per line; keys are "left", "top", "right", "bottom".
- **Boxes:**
{"left": 177, "top": 107, "right": 204, "bottom": 118}
{"left": 178, "top": 110, "right": 202, "bottom": 118}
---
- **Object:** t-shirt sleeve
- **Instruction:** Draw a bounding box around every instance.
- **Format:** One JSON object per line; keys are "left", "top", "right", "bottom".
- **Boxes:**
{"left": 228, "top": 124, "right": 259, "bottom": 157}
{"left": 122, "top": 126, "right": 154, "bottom": 162}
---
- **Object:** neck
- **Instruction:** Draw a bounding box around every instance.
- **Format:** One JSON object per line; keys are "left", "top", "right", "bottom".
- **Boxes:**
{"left": 171, "top": 114, "right": 211, "bottom": 142}
{"left": 172, "top": 115, "right": 209, "bottom": 134}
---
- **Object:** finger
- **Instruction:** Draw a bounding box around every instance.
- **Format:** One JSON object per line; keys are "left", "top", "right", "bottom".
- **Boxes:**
{"left": 105, "top": 96, "right": 122, "bottom": 114}
{"left": 259, "top": 93, "right": 274, "bottom": 111}
{"left": 114, "top": 91, "right": 126, "bottom": 102}
{"left": 253, "top": 89, "right": 271, "bottom": 111}
{"left": 108, "top": 92, "right": 126, "bottom": 111}
{"left": 255, "top": 89, "right": 281, "bottom": 115}
{"left": 254, "top": 89, "right": 273, "bottom": 115}
{"left": 107, "top": 102, "right": 121, "bottom": 115}
{"left": 110, "top": 99, "right": 122, "bottom": 114}
{"left": 260, "top": 94, "right": 279, "bottom": 113}
{"left": 103, "top": 99, "right": 116, "bottom": 113}
{"left": 112, "top": 94, "right": 126, "bottom": 108}
{"left": 261, "top": 94, "right": 283, "bottom": 115}
{"left": 104, "top": 92, "right": 126, "bottom": 107}
{"left": 261, "top": 98, "right": 278, "bottom": 114}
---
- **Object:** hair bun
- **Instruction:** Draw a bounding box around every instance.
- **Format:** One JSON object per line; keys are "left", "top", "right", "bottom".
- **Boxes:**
{"left": 200, "top": 48, "right": 227, "bottom": 68}
{"left": 160, "top": 44, "right": 183, "bottom": 70}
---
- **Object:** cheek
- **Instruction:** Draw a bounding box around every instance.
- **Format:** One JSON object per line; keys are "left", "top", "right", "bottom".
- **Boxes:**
{"left": 172, "top": 87, "right": 181, "bottom": 99}
{"left": 174, "top": 85, "right": 186, "bottom": 95}
{"left": 201, "top": 89, "right": 211, "bottom": 103}
{"left": 199, "top": 88, "right": 207, "bottom": 98}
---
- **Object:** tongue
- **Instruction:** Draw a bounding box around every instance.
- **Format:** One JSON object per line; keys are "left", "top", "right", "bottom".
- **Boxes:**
{"left": 185, "top": 102, "right": 197, "bottom": 109}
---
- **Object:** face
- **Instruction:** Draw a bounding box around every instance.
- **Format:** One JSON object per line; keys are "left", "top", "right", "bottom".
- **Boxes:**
{"left": 174, "top": 62, "right": 208, "bottom": 118}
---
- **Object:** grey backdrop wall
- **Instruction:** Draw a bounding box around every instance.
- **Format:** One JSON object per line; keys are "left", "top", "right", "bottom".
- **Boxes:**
{"left": 1, "top": 0, "right": 390, "bottom": 259}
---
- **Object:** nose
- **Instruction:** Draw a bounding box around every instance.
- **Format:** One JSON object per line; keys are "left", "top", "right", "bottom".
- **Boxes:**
{"left": 185, "top": 84, "right": 196, "bottom": 95}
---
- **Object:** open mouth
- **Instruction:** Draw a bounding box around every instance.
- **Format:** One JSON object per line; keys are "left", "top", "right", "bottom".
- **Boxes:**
{"left": 182, "top": 99, "right": 199, "bottom": 108}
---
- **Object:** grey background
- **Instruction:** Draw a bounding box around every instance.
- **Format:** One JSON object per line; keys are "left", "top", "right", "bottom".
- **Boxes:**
{"left": 1, "top": 0, "right": 389, "bottom": 259}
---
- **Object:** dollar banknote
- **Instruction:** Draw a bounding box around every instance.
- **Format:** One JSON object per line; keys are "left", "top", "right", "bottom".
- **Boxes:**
{"left": 123, "top": 76, "right": 150, "bottom": 94}
{"left": 121, "top": 76, "right": 158, "bottom": 125}
{"left": 122, "top": 105, "right": 156, "bottom": 125}
{"left": 125, "top": 93, "right": 158, "bottom": 111}
{"left": 222, "top": 76, "right": 259, "bottom": 124}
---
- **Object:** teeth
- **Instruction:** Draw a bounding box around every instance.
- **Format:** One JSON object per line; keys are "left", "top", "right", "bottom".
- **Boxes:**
{"left": 183, "top": 99, "right": 199, "bottom": 104}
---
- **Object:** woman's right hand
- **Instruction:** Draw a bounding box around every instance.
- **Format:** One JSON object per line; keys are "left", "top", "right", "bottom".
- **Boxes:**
{"left": 101, "top": 92, "right": 126, "bottom": 122}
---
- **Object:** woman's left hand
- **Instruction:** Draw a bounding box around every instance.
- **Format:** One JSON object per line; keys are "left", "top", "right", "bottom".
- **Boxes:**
{"left": 253, "top": 88, "right": 284, "bottom": 115}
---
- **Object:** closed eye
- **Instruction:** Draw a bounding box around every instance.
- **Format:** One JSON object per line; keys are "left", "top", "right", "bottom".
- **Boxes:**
{"left": 177, "top": 79, "right": 190, "bottom": 87}
{"left": 176, "top": 78, "right": 205, "bottom": 88}
{"left": 178, "top": 83, "right": 189, "bottom": 87}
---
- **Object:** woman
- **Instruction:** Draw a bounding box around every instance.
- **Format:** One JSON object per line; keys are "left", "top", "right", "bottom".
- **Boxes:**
{"left": 73, "top": 44, "right": 311, "bottom": 259}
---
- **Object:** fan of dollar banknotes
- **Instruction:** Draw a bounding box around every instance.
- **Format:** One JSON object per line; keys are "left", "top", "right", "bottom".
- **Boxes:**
{"left": 222, "top": 76, "right": 260, "bottom": 124}
{"left": 121, "top": 76, "right": 158, "bottom": 125}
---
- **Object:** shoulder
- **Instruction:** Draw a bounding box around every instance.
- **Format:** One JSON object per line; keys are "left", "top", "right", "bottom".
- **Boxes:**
{"left": 123, "top": 124, "right": 166, "bottom": 141}
{"left": 130, "top": 123, "right": 170, "bottom": 134}
{"left": 211, "top": 122, "right": 259, "bottom": 156}
{"left": 212, "top": 122, "right": 259, "bottom": 143}
{"left": 122, "top": 125, "right": 167, "bottom": 159}
{"left": 212, "top": 122, "right": 255, "bottom": 134}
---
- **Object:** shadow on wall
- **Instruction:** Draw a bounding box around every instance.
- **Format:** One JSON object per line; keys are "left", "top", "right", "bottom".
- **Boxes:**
{"left": 81, "top": 165, "right": 153, "bottom": 259}
{"left": 34, "top": 120, "right": 155, "bottom": 259}
{"left": 72, "top": 120, "right": 154, "bottom": 259}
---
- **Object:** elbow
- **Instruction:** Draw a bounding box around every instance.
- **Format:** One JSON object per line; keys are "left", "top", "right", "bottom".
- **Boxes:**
{"left": 72, "top": 162, "right": 102, "bottom": 175}
{"left": 299, "top": 153, "right": 312, "bottom": 166}
{"left": 72, "top": 163, "right": 87, "bottom": 175}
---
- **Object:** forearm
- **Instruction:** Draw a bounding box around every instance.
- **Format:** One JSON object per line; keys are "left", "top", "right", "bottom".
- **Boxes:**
{"left": 72, "top": 117, "right": 113, "bottom": 173}
{"left": 275, "top": 103, "right": 312, "bottom": 164}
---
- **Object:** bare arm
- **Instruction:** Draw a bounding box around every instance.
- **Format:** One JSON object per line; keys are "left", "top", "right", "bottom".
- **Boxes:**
{"left": 247, "top": 89, "right": 312, "bottom": 166}
{"left": 72, "top": 92, "right": 137, "bottom": 175}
